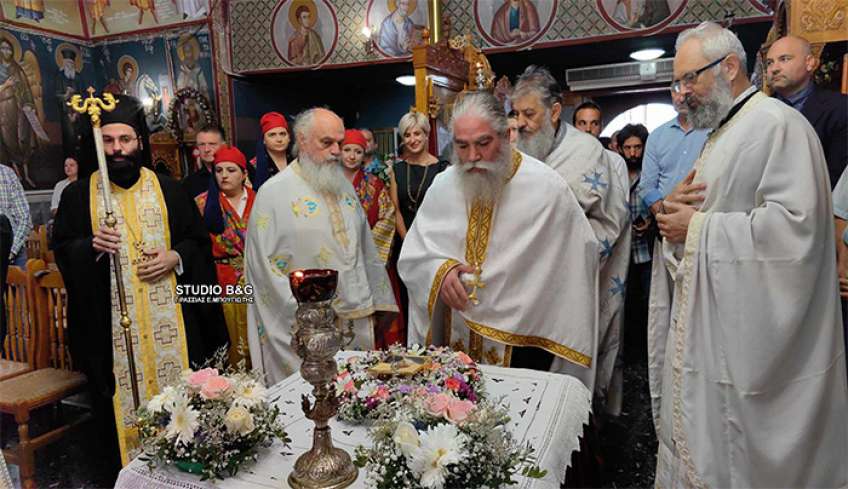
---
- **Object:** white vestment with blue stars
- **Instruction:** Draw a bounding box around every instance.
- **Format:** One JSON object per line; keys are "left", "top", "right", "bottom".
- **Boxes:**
{"left": 544, "top": 124, "right": 631, "bottom": 410}
{"left": 245, "top": 161, "right": 398, "bottom": 386}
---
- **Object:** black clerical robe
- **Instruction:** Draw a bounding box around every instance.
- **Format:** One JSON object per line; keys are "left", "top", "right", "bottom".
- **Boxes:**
{"left": 181, "top": 164, "right": 212, "bottom": 199}
{"left": 53, "top": 171, "right": 229, "bottom": 400}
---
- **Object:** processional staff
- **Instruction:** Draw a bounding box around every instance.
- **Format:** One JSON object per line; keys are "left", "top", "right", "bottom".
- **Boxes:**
{"left": 68, "top": 87, "right": 141, "bottom": 410}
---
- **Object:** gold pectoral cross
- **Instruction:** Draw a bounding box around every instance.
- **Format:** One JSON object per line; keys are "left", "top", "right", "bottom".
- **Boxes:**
{"left": 467, "top": 265, "right": 485, "bottom": 306}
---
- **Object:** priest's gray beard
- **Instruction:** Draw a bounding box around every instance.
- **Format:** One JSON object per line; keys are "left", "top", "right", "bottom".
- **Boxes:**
{"left": 516, "top": 111, "right": 556, "bottom": 161}
{"left": 299, "top": 152, "right": 347, "bottom": 196}
{"left": 687, "top": 73, "right": 734, "bottom": 130}
{"left": 452, "top": 142, "right": 511, "bottom": 204}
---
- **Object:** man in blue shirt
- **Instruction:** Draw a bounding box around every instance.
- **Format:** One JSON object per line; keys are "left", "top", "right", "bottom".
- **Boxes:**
{"left": 638, "top": 90, "right": 709, "bottom": 216}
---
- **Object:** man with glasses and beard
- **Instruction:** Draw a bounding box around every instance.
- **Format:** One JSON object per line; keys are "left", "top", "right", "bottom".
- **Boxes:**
{"left": 650, "top": 22, "right": 847, "bottom": 488}
{"left": 52, "top": 95, "right": 228, "bottom": 476}
{"left": 245, "top": 108, "right": 397, "bottom": 386}
{"left": 399, "top": 92, "right": 599, "bottom": 389}
{"left": 512, "top": 65, "right": 630, "bottom": 412}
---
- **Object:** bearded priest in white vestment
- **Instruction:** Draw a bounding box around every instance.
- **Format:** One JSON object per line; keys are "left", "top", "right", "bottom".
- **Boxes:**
{"left": 649, "top": 22, "right": 848, "bottom": 488}
{"left": 512, "top": 66, "right": 631, "bottom": 408}
{"left": 399, "top": 92, "right": 600, "bottom": 389}
{"left": 246, "top": 108, "right": 398, "bottom": 385}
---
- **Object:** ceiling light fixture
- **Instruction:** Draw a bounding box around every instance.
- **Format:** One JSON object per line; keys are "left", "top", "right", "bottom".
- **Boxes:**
{"left": 630, "top": 48, "right": 665, "bottom": 61}
{"left": 396, "top": 75, "right": 416, "bottom": 86}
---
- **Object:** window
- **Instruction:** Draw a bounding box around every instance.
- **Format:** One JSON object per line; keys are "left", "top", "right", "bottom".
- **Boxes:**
{"left": 600, "top": 103, "right": 676, "bottom": 137}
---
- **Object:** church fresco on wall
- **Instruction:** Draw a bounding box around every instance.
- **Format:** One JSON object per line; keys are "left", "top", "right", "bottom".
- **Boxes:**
{"left": 366, "top": 0, "right": 430, "bottom": 58}
{"left": 474, "top": 0, "right": 557, "bottom": 48}
{"left": 228, "top": 0, "right": 772, "bottom": 74}
{"left": 597, "top": 0, "right": 687, "bottom": 33}
{"left": 0, "top": 23, "right": 216, "bottom": 190}
{"left": 0, "top": 27, "right": 94, "bottom": 189}
{"left": 0, "top": 0, "right": 87, "bottom": 38}
{"left": 271, "top": 0, "right": 338, "bottom": 67}
{"left": 84, "top": 0, "right": 209, "bottom": 38}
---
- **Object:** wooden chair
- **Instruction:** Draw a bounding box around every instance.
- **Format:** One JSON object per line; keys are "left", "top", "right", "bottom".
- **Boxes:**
{"left": 24, "top": 229, "right": 40, "bottom": 262}
{"left": 0, "top": 260, "right": 89, "bottom": 489}
{"left": 0, "top": 265, "right": 33, "bottom": 382}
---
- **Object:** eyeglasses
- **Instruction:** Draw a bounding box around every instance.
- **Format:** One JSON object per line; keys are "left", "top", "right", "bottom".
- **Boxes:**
{"left": 102, "top": 135, "right": 139, "bottom": 147}
{"left": 671, "top": 55, "right": 727, "bottom": 93}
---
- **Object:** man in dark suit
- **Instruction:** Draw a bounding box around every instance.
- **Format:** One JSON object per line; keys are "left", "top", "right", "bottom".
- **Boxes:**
{"left": 766, "top": 35, "right": 848, "bottom": 188}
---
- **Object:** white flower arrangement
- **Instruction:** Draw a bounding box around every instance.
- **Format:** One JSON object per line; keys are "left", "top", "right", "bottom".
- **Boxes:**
{"left": 354, "top": 396, "right": 546, "bottom": 489}
{"left": 137, "top": 357, "right": 290, "bottom": 481}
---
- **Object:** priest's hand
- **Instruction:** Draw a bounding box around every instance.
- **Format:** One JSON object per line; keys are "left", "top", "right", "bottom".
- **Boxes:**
{"left": 666, "top": 169, "right": 706, "bottom": 208}
{"left": 657, "top": 201, "right": 696, "bottom": 244}
{"left": 92, "top": 225, "right": 121, "bottom": 254}
{"left": 136, "top": 247, "right": 180, "bottom": 282}
{"left": 440, "top": 264, "right": 475, "bottom": 311}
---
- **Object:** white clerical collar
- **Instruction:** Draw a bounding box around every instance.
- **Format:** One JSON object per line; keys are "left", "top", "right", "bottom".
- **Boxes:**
{"left": 733, "top": 85, "right": 758, "bottom": 106}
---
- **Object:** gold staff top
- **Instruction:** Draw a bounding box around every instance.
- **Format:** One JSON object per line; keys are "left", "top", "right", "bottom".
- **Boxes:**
{"left": 68, "top": 87, "right": 118, "bottom": 128}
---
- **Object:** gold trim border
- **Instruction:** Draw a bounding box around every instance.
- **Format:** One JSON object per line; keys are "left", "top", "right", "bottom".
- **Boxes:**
{"left": 463, "top": 318, "right": 592, "bottom": 368}
{"left": 428, "top": 259, "right": 461, "bottom": 318}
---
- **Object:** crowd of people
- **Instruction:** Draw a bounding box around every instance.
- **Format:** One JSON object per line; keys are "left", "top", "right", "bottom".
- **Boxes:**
{"left": 1, "top": 21, "right": 846, "bottom": 487}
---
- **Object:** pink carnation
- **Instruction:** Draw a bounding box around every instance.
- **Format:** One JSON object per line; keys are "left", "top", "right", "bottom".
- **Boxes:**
{"left": 200, "top": 375, "right": 231, "bottom": 400}
{"left": 456, "top": 351, "right": 474, "bottom": 366}
{"left": 187, "top": 368, "right": 219, "bottom": 389}
{"left": 344, "top": 380, "right": 356, "bottom": 394}
{"left": 374, "top": 385, "right": 390, "bottom": 401}
{"left": 445, "top": 398, "right": 475, "bottom": 424}
{"left": 425, "top": 393, "right": 451, "bottom": 417}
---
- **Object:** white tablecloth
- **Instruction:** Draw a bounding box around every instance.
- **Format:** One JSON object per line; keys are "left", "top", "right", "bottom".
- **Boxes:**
{"left": 115, "top": 358, "right": 591, "bottom": 489}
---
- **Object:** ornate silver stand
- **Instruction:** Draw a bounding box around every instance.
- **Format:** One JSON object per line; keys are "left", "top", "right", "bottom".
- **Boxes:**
{"left": 288, "top": 270, "right": 357, "bottom": 489}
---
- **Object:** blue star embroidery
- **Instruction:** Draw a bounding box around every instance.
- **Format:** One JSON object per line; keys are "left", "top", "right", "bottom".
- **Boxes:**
{"left": 582, "top": 171, "right": 608, "bottom": 192}
{"left": 599, "top": 238, "right": 613, "bottom": 259}
{"left": 609, "top": 276, "right": 626, "bottom": 296}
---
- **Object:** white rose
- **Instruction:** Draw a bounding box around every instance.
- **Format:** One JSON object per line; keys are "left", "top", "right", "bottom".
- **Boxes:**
{"left": 224, "top": 405, "right": 256, "bottom": 436}
{"left": 392, "top": 421, "right": 420, "bottom": 458}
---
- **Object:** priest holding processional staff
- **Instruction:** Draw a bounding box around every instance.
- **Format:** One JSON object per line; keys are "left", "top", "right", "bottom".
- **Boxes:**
{"left": 53, "top": 89, "right": 228, "bottom": 474}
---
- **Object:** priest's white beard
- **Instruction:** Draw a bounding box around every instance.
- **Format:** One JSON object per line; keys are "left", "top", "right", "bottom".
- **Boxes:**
{"left": 299, "top": 152, "right": 347, "bottom": 196}
{"left": 516, "top": 112, "right": 556, "bottom": 161}
{"left": 687, "top": 73, "right": 734, "bottom": 130}
{"left": 452, "top": 142, "right": 511, "bottom": 204}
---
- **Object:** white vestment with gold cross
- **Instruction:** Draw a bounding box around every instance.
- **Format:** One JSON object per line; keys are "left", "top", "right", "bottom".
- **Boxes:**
{"left": 245, "top": 161, "right": 398, "bottom": 386}
{"left": 399, "top": 151, "right": 600, "bottom": 391}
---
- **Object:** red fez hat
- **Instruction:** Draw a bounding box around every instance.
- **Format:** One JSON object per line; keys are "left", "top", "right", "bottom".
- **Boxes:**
{"left": 213, "top": 145, "right": 247, "bottom": 170}
{"left": 260, "top": 112, "right": 288, "bottom": 134}
{"left": 343, "top": 129, "right": 367, "bottom": 150}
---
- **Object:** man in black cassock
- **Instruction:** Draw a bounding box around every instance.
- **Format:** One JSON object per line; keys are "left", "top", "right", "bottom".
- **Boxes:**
{"left": 53, "top": 95, "right": 228, "bottom": 476}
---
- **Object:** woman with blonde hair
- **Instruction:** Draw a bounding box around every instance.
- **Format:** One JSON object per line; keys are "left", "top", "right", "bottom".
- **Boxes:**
{"left": 388, "top": 110, "right": 449, "bottom": 343}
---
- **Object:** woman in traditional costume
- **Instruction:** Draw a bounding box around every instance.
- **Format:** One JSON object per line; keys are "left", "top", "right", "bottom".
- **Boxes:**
{"left": 340, "top": 129, "right": 403, "bottom": 347}
{"left": 195, "top": 145, "right": 255, "bottom": 365}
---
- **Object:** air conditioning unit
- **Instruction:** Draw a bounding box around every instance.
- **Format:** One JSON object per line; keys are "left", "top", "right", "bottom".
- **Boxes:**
{"left": 566, "top": 58, "right": 674, "bottom": 91}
